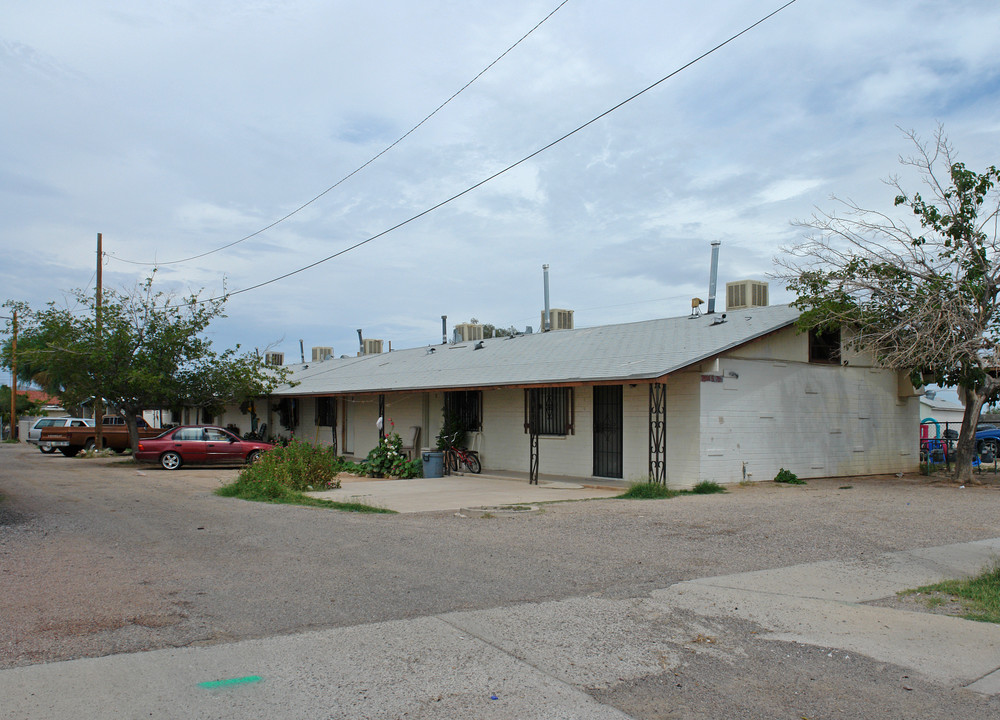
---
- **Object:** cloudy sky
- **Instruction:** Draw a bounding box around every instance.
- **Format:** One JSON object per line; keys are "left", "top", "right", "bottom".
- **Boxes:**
{"left": 3, "top": 0, "right": 999, "bottom": 364}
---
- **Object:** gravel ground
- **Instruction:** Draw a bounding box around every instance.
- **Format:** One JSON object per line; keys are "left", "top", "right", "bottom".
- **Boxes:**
{"left": 3, "top": 442, "right": 1000, "bottom": 717}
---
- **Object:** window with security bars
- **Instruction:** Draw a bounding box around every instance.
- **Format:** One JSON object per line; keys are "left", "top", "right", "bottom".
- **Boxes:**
{"left": 444, "top": 390, "right": 482, "bottom": 431}
{"left": 316, "top": 397, "right": 337, "bottom": 427}
{"left": 277, "top": 398, "right": 299, "bottom": 429}
{"left": 525, "top": 387, "right": 574, "bottom": 436}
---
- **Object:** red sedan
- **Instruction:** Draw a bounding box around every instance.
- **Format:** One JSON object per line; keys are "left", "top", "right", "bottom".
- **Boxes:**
{"left": 135, "top": 425, "right": 274, "bottom": 470}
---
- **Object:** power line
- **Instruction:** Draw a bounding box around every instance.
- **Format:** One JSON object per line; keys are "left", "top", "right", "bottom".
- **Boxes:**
{"left": 207, "top": 0, "right": 800, "bottom": 304}
{"left": 107, "top": 0, "right": 573, "bottom": 268}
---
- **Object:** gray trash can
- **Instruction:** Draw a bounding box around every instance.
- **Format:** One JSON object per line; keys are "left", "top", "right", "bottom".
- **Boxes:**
{"left": 421, "top": 450, "right": 444, "bottom": 478}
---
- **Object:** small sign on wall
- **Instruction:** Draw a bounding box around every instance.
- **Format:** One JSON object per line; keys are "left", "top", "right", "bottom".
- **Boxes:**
{"left": 701, "top": 374, "right": 723, "bottom": 383}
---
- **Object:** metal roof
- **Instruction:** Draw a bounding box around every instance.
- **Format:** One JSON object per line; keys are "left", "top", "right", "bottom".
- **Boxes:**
{"left": 271, "top": 304, "right": 801, "bottom": 396}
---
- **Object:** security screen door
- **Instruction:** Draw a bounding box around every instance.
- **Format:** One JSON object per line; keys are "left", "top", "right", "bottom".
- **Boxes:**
{"left": 593, "top": 385, "right": 623, "bottom": 478}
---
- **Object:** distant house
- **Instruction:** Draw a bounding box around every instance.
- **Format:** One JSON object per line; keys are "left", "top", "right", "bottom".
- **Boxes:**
{"left": 215, "top": 303, "right": 921, "bottom": 487}
{"left": 919, "top": 395, "right": 966, "bottom": 429}
{"left": 21, "top": 390, "right": 66, "bottom": 416}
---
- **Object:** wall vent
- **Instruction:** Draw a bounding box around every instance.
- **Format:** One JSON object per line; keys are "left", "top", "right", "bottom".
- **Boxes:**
{"left": 540, "top": 308, "right": 574, "bottom": 331}
{"left": 311, "top": 346, "right": 333, "bottom": 361}
{"left": 453, "top": 323, "right": 484, "bottom": 342}
{"left": 265, "top": 351, "right": 285, "bottom": 366}
{"left": 361, "top": 339, "right": 384, "bottom": 355}
{"left": 726, "top": 280, "right": 769, "bottom": 310}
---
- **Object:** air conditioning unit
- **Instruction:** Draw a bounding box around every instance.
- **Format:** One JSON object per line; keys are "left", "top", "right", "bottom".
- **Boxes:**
{"left": 265, "top": 351, "right": 285, "bottom": 366}
{"left": 453, "top": 323, "right": 484, "bottom": 342}
{"left": 541, "top": 308, "right": 574, "bottom": 331}
{"left": 312, "top": 346, "right": 333, "bottom": 361}
{"left": 726, "top": 280, "right": 769, "bottom": 310}
{"left": 361, "top": 339, "right": 383, "bottom": 355}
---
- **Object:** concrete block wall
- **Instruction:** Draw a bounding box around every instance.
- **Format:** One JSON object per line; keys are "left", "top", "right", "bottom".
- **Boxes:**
{"left": 696, "top": 357, "right": 919, "bottom": 485}
{"left": 663, "top": 372, "right": 702, "bottom": 488}
{"left": 622, "top": 384, "right": 651, "bottom": 482}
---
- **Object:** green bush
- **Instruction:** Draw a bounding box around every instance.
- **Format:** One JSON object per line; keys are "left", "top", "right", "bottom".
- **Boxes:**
{"left": 690, "top": 480, "right": 726, "bottom": 494}
{"left": 238, "top": 439, "right": 345, "bottom": 491}
{"left": 774, "top": 468, "right": 805, "bottom": 484}
{"left": 360, "top": 433, "right": 422, "bottom": 479}
{"left": 618, "top": 481, "right": 678, "bottom": 499}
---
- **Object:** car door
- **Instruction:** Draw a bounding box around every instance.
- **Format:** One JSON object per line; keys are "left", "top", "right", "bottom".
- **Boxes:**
{"left": 204, "top": 427, "right": 241, "bottom": 464}
{"left": 170, "top": 427, "right": 208, "bottom": 464}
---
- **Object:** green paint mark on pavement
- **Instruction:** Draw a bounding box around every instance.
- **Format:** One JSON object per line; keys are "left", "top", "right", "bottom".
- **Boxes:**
{"left": 198, "top": 675, "right": 262, "bottom": 689}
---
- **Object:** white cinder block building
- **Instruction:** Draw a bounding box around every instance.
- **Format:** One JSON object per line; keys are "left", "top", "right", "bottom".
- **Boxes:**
{"left": 216, "top": 303, "right": 921, "bottom": 487}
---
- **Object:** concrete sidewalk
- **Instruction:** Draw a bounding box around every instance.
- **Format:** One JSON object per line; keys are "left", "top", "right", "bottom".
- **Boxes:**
{"left": 657, "top": 537, "right": 1000, "bottom": 694}
{"left": 305, "top": 472, "right": 624, "bottom": 513}
{"left": 3, "top": 539, "right": 999, "bottom": 718}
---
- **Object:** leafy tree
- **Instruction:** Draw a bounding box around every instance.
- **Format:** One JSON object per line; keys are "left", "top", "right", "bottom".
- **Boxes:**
{"left": 468, "top": 318, "right": 519, "bottom": 339}
{"left": 0, "top": 386, "right": 45, "bottom": 422}
{"left": 2, "top": 275, "right": 288, "bottom": 452}
{"left": 779, "top": 128, "right": 1000, "bottom": 484}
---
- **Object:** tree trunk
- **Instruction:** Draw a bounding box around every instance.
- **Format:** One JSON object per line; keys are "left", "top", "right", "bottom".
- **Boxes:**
{"left": 953, "top": 385, "right": 987, "bottom": 485}
{"left": 123, "top": 410, "right": 140, "bottom": 454}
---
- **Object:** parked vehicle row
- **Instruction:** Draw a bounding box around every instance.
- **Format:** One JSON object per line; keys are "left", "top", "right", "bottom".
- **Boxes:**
{"left": 31, "top": 417, "right": 274, "bottom": 470}
{"left": 28, "top": 417, "right": 94, "bottom": 453}
{"left": 38, "top": 415, "right": 160, "bottom": 456}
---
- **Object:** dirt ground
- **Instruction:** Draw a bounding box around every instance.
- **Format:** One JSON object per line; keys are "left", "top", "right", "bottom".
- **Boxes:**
{"left": 3, "top": 443, "right": 1000, "bottom": 717}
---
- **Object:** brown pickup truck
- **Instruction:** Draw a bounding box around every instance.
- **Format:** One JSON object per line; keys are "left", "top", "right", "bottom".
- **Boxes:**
{"left": 40, "top": 416, "right": 162, "bottom": 456}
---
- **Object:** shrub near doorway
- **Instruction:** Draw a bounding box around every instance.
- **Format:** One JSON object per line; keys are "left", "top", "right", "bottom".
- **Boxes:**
{"left": 361, "top": 432, "right": 422, "bottom": 479}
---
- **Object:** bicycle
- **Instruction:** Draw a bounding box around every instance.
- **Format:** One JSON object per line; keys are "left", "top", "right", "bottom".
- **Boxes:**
{"left": 442, "top": 432, "right": 481, "bottom": 474}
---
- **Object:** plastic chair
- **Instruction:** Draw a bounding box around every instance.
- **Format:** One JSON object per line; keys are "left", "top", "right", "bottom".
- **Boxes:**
{"left": 400, "top": 426, "right": 421, "bottom": 460}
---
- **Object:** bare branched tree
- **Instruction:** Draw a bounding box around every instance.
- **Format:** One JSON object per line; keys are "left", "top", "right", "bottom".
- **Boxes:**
{"left": 776, "top": 127, "right": 1000, "bottom": 484}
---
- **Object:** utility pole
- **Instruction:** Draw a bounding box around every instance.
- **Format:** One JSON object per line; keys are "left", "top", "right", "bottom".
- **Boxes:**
{"left": 9, "top": 309, "right": 15, "bottom": 442}
{"left": 94, "top": 233, "right": 103, "bottom": 450}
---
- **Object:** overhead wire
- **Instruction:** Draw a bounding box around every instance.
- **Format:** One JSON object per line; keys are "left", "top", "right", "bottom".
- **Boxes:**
{"left": 107, "top": 0, "right": 573, "bottom": 268}
{"left": 204, "top": 0, "right": 801, "bottom": 305}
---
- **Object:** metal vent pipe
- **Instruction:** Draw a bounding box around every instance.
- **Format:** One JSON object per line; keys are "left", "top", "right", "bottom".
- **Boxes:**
{"left": 357, "top": 329, "right": 363, "bottom": 354}
{"left": 299, "top": 339, "right": 305, "bottom": 364}
{"left": 543, "top": 264, "right": 551, "bottom": 332}
{"left": 441, "top": 315, "right": 447, "bottom": 344}
{"left": 707, "top": 241, "right": 721, "bottom": 314}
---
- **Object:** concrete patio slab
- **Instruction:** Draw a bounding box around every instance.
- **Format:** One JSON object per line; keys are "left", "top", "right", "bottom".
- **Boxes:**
{"left": 305, "top": 473, "right": 622, "bottom": 513}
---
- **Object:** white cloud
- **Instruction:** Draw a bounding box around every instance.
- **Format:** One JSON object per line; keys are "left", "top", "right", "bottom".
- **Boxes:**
{"left": 756, "top": 178, "right": 826, "bottom": 205}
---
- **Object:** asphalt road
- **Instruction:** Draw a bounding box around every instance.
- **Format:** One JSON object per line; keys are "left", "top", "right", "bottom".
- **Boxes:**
{"left": 3, "top": 443, "right": 1000, "bottom": 718}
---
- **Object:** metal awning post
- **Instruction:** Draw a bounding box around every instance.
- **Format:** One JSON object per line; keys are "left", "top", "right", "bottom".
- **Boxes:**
{"left": 649, "top": 383, "right": 667, "bottom": 484}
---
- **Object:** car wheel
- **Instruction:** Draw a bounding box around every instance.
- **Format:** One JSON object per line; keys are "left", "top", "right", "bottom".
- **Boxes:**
{"left": 39, "top": 446, "right": 56, "bottom": 454}
{"left": 160, "top": 451, "right": 182, "bottom": 471}
{"left": 83, "top": 439, "right": 96, "bottom": 451}
{"left": 246, "top": 450, "right": 262, "bottom": 465}
{"left": 983, "top": 439, "right": 1000, "bottom": 457}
